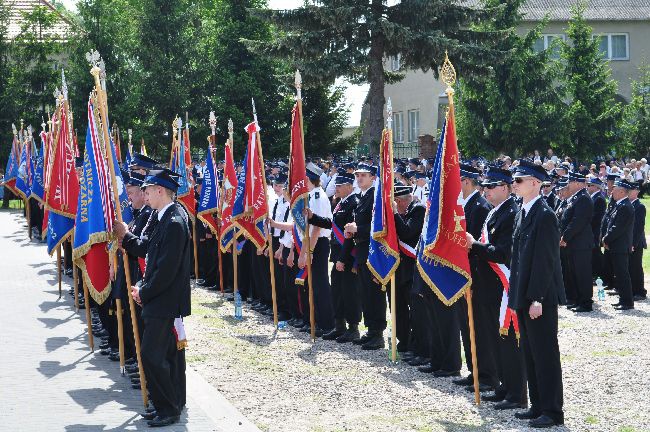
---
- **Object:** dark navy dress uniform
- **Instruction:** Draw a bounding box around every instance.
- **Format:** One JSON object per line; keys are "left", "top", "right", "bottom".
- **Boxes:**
{"left": 590, "top": 186, "right": 607, "bottom": 281}
{"left": 630, "top": 197, "right": 647, "bottom": 299}
{"left": 559, "top": 180, "right": 594, "bottom": 310}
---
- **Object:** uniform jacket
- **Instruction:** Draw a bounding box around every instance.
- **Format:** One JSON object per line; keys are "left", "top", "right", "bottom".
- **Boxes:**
{"left": 352, "top": 187, "right": 375, "bottom": 259}
{"left": 632, "top": 199, "right": 647, "bottom": 250}
{"left": 509, "top": 198, "right": 566, "bottom": 309}
{"left": 138, "top": 203, "right": 191, "bottom": 318}
{"left": 394, "top": 200, "right": 425, "bottom": 285}
{"left": 470, "top": 197, "right": 518, "bottom": 305}
{"left": 308, "top": 192, "right": 359, "bottom": 267}
{"left": 602, "top": 198, "right": 634, "bottom": 254}
{"left": 543, "top": 192, "right": 558, "bottom": 210}
{"left": 591, "top": 192, "right": 606, "bottom": 245}
{"left": 560, "top": 188, "right": 594, "bottom": 250}
{"left": 463, "top": 191, "right": 491, "bottom": 240}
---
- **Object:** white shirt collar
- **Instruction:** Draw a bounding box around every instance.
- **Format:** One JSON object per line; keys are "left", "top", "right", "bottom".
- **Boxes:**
{"left": 459, "top": 189, "right": 479, "bottom": 207}
{"left": 630, "top": 198, "right": 638, "bottom": 204}
{"left": 157, "top": 202, "right": 174, "bottom": 221}
{"left": 359, "top": 187, "right": 372, "bottom": 197}
{"left": 522, "top": 195, "right": 541, "bottom": 215}
{"left": 340, "top": 191, "right": 355, "bottom": 203}
{"left": 590, "top": 190, "right": 601, "bottom": 199}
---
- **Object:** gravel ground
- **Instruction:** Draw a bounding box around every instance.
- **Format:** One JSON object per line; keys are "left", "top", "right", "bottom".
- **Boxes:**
{"left": 184, "top": 282, "right": 650, "bottom": 432}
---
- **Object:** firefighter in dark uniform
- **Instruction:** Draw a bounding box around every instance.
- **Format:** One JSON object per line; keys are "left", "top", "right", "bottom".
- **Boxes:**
{"left": 601, "top": 173, "right": 620, "bottom": 292}
{"left": 560, "top": 172, "right": 594, "bottom": 313}
{"left": 509, "top": 160, "right": 565, "bottom": 428}
{"left": 391, "top": 183, "right": 425, "bottom": 354}
{"left": 455, "top": 163, "right": 492, "bottom": 387}
{"left": 587, "top": 176, "right": 607, "bottom": 283}
{"left": 344, "top": 163, "right": 386, "bottom": 350}
{"left": 629, "top": 181, "right": 647, "bottom": 301}
{"left": 603, "top": 178, "right": 636, "bottom": 311}
{"left": 467, "top": 167, "right": 526, "bottom": 409}
{"left": 123, "top": 168, "right": 191, "bottom": 427}
{"left": 305, "top": 172, "right": 362, "bottom": 342}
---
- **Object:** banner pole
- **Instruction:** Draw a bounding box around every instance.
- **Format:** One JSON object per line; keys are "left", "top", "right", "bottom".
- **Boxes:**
{"left": 57, "top": 245, "right": 62, "bottom": 298}
{"left": 82, "top": 278, "right": 94, "bottom": 351}
{"left": 390, "top": 275, "right": 397, "bottom": 363}
{"left": 90, "top": 58, "right": 148, "bottom": 408}
{"left": 72, "top": 233, "right": 79, "bottom": 311}
{"left": 115, "top": 298, "right": 126, "bottom": 372}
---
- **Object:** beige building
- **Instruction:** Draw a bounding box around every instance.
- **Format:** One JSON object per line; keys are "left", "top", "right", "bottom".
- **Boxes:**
{"left": 384, "top": 0, "right": 650, "bottom": 158}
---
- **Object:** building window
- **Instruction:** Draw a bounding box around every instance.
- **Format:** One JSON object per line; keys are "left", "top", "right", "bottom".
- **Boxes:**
{"left": 393, "top": 111, "right": 404, "bottom": 143}
{"left": 389, "top": 54, "right": 401, "bottom": 72}
{"left": 532, "top": 34, "right": 564, "bottom": 59}
{"left": 596, "top": 33, "right": 629, "bottom": 60}
{"left": 408, "top": 109, "right": 419, "bottom": 143}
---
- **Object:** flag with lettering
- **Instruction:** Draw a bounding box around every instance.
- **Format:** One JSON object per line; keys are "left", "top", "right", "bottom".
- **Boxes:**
{"left": 220, "top": 138, "right": 238, "bottom": 252}
{"left": 232, "top": 121, "right": 267, "bottom": 249}
{"left": 416, "top": 107, "right": 471, "bottom": 305}
{"left": 367, "top": 128, "right": 400, "bottom": 286}
{"left": 14, "top": 131, "right": 32, "bottom": 201}
{"left": 288, "top": 102, "right": 309, "bottom": 252}
{"left": 171, "top": 127, "right": 196, "bottom": 220}
{"left": 72, "top": 97, "right": 115, "bottom": 304}
{"left": 197, "top": 144, "right": 219, "bottom": 235}
{"left": 45, "top": 104, "right": 79, "bottom": 255}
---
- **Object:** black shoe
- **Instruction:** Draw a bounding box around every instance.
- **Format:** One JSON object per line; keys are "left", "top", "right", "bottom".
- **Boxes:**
{"left": 109, "top": 352, "right": 120, "bottom": 362}
{"left": 607, "top": 290, "right": 620, "bottom": 296}
{"left": 353, "top": 333, "right": 371, "bottom": 346}
{"left": 125, "top": 357, "right": 137, "bottom": 365}
{"left": 336, "top": 328, "right": 360, "bottom": 343}
{"left": 99, "top": 342, "right": 110, "bottom": 350}
{"left": 494, "top": 400, "right": 523, "bottom": 410}
{"left": 322, "top": 327, "right": 346, "bottom": 340}
{"left": 529, "top": 414, "right": 563, "bottom": 428}
{"left": 515, "top": 409, "right": 541, "bottom": 420}
{"left": 573, "top": 305, "right": 592, "bottom": 313}
{"left": 196, "top": 279, "right": 206, "bottom": 286}
{"left": 225, "top": 294, "right": 234, "bottom": 302}
{"left": 400, "top": 351, "right": 416, "bottom": 360}
{"left": 100, "top": 348, "right": 112, "bottom": 356}
{"left": 277, "top": 312, "right": 292, "bottom": 322}
{"left": 131, "top": 381, "right": 142, "bottom": 389}
{"left": 261, "top": 308, "right": 274, "bottom": 317}
{"left": 633, "top": 294, "right": 647, "bottom": 301}
{"left": 565, "top": 303, "right": 577, "bottom": 310}
{"left": 315, "top": 328, "right": 327, "bottom": 338}
{"left": 417, "top": 365, "right": 437, "bottom": 373}
{"left": 452, "top": 375, "right": 474, "bottom": 386}
{"left": 147, "top": 415, "right": 180, "bottom": 427}
{"left": 433, "top": 370, "right": 460, "bottom": 378}
{"left": 299, "top": 325, "right": 312, "bottom": 333}
{"left": 614, "top": 304, "right": 634, "bottom": 311}
{"left": 361, "top": 335, "right": 385, "bottom": 350}
{"left": 482, "top": 392, "right": 506, "bottom": 402}
{"left": 141, "top": 411, "right": 157, "bottom": 420}
{"left": 611, "top": 302, "right": 622, "bottom": 307}
{"left": 407, "top": 356, "right": 430, "bottom": 366}
{"left": 290, "top": 319, "right": 305, "bottom": 328}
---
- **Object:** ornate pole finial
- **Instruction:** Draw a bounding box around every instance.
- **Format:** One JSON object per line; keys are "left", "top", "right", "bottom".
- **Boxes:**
{"left": 11, "top": 123, "right": 17, "bottom": 136}
{"left": 251, "top": 98, "right": 258, "bottom": 124}
{"left": 20, "top": 119, "right": 24, "bottom": 131}
{"left": 294, "top": 69, "right": 302, "bottom": 100}
{"left": 185, "top": 111, "right": 189, "bottom": 130}
{"left": 41, "top": 117, "right": 46, "bottom": 131}
{"left": 209, "top": 111, "right": 217, "bottom": 136}
{"left": 386, "top": 98, "right": 393, "bottom": 131}
{"left": 176, "top": 116, "right": 183, "bottom": 131}
{"left": 61, "top": 69, "right": 68, "bottom": 100}
{"left": 228, "top": 118, "right": 233, "bottom": 135}
{"left": 28, "top": 125, "right": 33, "bottom": 137}
{"left": 128, "top": 128, "right": 132, "bottom": 144}
{"left": 441, "top": 51, "right": 457, "bottom": 95}
{"left": 86, "top": 49, "right": 102, "bottom": 78}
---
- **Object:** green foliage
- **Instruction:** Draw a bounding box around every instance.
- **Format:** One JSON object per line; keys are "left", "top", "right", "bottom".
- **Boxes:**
{"left": 456, "top": 0, "right": 567, "bottom": 158}
{"left": 248, "top": 0, "right": 507, "bottom": 153}
{"left": 620, "top": 65, "right": 650, "bottom": 157}
{"left": 561, "top": 1, "right": 623, "bottom": 159}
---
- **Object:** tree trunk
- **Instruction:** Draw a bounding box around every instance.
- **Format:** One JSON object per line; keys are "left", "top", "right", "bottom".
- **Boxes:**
{"left": 359, "top": 0, "right": 385, "bottom": 155}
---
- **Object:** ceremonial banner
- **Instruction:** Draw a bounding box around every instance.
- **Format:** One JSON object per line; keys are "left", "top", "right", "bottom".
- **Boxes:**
{"left": 109, "top": 128, "right": 133, "bottom": 225}
{"left": 45, "top": 103, "right": 79, "bottom": 255}
{"left": 3, "top": 130, "right": 20, "bottom": 195}
{"left": 171, "top": 125, "right": 196, "bottom": 220}
{"left": 15, "top": 130, "right": 32, "bottom": 201}
{"left": 232, "top": 121, "right": 267, "bottom": 249}
{"left": 416, "top": 108, "right": 471, "bottom": 305}
{"left": 140, "top": 138, "right": 147, "bottom": 156}
{"left": 197, "top": 144, "right": 219, "bottom": 235}
{"left": 30, "top": 131, "right": 46, "bottom": 203}
{"left": 288, "top": 101, "right": 309, "bottom": 249}
{"left": 367, "top": 128, "right": 400, "bottom": 286}
{"left": 220, "top": 138, "right": 238, "bottom": 252}
{"left": 72, "top": 98, "right": 115, "bottom": 304}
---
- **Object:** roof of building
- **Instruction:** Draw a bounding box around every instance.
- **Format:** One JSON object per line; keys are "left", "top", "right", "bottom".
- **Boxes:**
{"left": 519, "top": 0, "right": 650, "bottom": 22}
{"left": 5, "top": 0, "right": 75, "bottom": 41}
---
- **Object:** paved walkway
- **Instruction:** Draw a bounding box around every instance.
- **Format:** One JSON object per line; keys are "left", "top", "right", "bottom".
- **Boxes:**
{"left": 0, "top": 209, "right": 260, "bottom": 432}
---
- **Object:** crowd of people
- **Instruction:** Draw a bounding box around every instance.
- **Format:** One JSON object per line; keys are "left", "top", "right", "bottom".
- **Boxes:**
{"left": 3, "top": 147, "right": 647, "bottom": 429}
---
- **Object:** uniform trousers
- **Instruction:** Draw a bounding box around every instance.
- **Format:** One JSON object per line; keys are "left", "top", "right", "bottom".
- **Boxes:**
{"left": 271, "top": 237, "right": 287, "bottom": 314}
{"left": 611, "top": 252, "right": 633, "bottom": 306}
{"left": 141, "top": 317, "right": 180, "bottom": 417}
{"left": 408, "top": 292, "right": 430, "bottom": 358}
{"left": 566, "top": 248, "right": 593, "bottom": 308}
{"left": 311, "top": 238, "right": 334, "bottom": 331}
{"left": 415, "top": 271, "right": 461, "bottom": 372}
{"left": 391, "top": 262, "right": 413, "bottom": 351}
{"left": 469, "top": 299, "right": 500, "bottom": 387}
{"left": 198, "top": 238, "right": 217, "bottom": 286}
{"left": 330, "top": 263, "right": 361, "bottom": 326}
{"left": 591, "top": 246, "right": 603, "bottom": 280}
{"left": 559, "top": 248, "right": 574, "bottom": 302}
{"left": 517, "top": 306, "right": 564, "bottom": 423}
{"left": 357, "top": 245, "right": 386, "bottom": 333}
{"left": 602, "top": 249, "right": 615, "bottom": 290}
{"left": 496, "top": 325, "right": 527, "bottom": 405}
{"left": 251, "top": 249, "right": 271, "bottom": 305}
{"left": 282, "top": 247, "right": 301, "bottom": 319}
{"left": 629, "top": 247, "right": 646, "bottom": 297}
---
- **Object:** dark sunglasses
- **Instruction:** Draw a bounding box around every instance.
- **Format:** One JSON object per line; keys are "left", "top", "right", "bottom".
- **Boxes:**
{"left": 485, "top": 183, "right": 504, "bottom": 190}
{"left": 514, "top": 177, "right": 530, "bottom": 184}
